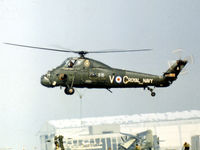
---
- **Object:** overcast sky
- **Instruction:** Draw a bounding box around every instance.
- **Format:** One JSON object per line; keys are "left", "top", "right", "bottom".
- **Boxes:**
{"left": 0, "top": 0, "right": 200, "bottom": 149}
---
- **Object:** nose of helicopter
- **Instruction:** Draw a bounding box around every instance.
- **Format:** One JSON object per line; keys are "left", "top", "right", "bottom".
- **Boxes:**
{"left": 41, "top": 75, "right": 52, "bottom": 87}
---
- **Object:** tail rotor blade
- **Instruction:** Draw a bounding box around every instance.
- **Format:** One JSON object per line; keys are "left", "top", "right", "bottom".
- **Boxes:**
{"left": 180, "top": 70, "right": 188, "bottom": 75}
{"left": 184, "top": 55, "right": 194, "bottom": 64}
{"left": 172, "top": 49, "right": 183, "bottom": 59}
{"left": 168, "top": 60, "right": 176, "bottom": 68}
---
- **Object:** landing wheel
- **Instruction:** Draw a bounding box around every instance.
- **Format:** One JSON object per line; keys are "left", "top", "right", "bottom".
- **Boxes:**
{"left": 147, "top": 87, "right": 156, "bottom": 97}
{"left": 151, "top": 92, "right": 156, "bottom": 97}
{"left": 64, "top": 87, "right": 75, "bottom": 95}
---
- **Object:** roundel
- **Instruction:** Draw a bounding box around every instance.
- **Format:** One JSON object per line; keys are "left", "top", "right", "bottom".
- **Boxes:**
{"left": 84, "top": 60, "right": 90, "bottom": 67}
{"left": 115, "top": 76, "right": 122, "bottom": 83}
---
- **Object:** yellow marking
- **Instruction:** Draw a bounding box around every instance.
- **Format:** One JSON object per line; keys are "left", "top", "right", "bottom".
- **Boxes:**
{"left": 84, "top": 60, "right": 90, "bottom": 67}
{"left": 165, "top": 73, "right": 176, "bottom": 77}
{"left": 109, "top": 75, "right": 115, "bottom": 84}
{"left": 123, "top": 76, "right": 140, "bottom": 84}
{"left": 143, "top": 78, "right": 153, "bottom": 83}
{"left": 123, "top": 76, "right": 153, "bottom": 84}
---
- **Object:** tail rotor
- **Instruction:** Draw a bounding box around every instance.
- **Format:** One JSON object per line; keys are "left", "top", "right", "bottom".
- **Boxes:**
{"left": 168, "top": 49, "right": 194, "bottom": 75}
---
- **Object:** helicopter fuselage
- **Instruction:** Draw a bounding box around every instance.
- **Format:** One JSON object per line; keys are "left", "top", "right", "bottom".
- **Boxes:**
{"left": 4, "top": 43, "right": 188, "bottom": 96}
{"left": 41, "top": 57, "right": 187, "bottom": 96}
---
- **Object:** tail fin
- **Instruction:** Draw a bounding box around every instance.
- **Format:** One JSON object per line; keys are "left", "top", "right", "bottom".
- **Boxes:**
{"left": 163, "top": 59, "right": 188, "bottom": 82}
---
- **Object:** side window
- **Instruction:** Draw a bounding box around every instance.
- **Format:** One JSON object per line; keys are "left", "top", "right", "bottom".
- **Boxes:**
{"left": 67, "top": 60, "right": 76, "bottom": 68}
{"left": 74, "top": 59, "right": 84, "bottom": 67}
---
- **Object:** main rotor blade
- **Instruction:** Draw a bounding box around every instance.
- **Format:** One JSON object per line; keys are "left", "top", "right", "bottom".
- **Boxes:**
{"left": 4, "top": 43, "right": 152, "bottom": 55}
{"left": 4, "top": 42, "right": 75, "bottom": 53}
{"left": 88, "top": 49, "right": 152, "bottom": 53}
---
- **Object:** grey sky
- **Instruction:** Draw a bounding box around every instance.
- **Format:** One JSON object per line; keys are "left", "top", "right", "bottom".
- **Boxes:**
{"left": 0, "top": 0, "right": 200, "bottom": 149}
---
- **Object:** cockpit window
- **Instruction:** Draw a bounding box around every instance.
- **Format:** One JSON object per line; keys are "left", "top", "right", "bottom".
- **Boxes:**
{"left": 67, "top": 60, "right": 76, "bottom": 68}
{"left": 61, "top": 58, "right": 84, "bottom": 68}
{"left": 74, "top": 59, "right": 84, "bottom": 67}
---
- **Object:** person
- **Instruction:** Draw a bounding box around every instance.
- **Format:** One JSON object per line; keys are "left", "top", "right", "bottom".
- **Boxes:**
{"left": 68, "top": 60, "right": 74, "bottom": 68}
{"left": 58, "top": 135, "right": 65, "bottom": 150}
{"left": 135, "top": 143, "right": 141, "bottom": 150}
{"left": 183, "top": 142, "right": 190, "bottom": 150}
{"left": 54, "top": 136, "right": 59, "bottom": 150}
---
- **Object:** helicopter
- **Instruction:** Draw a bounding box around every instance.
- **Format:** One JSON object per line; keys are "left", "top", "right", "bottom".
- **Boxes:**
{"left": 5, "top": 43, "right": 189, "bottom": 96}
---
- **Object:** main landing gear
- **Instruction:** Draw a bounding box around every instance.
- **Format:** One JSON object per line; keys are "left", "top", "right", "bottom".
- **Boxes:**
{"left": 146, "top": 87, "right": 156, "bottom": 97}
{"left": 64, "top": 87, "right": 75, "bottom": 95}
{"left": 64, "top": 76, "right": 75, "bottom": 95}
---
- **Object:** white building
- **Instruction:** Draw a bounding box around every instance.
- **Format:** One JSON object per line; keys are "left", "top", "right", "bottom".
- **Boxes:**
{"left": 39, "top": 110, "right": 200, "bottom": 150}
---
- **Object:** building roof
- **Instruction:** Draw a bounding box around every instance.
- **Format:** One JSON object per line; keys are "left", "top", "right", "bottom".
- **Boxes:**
{"left": 48, "top": 110, "right": 200, "bottom": 129}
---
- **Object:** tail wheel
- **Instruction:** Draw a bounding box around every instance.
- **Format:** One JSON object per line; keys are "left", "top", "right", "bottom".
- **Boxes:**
{"left": 64, "top": 87, "right": 75, "bottom": 95}
{"left": 147, "top": 87, "right": 156, "bottom": 97}
{"left": 151, "top": 92, "right": 156, "bottom": 97}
